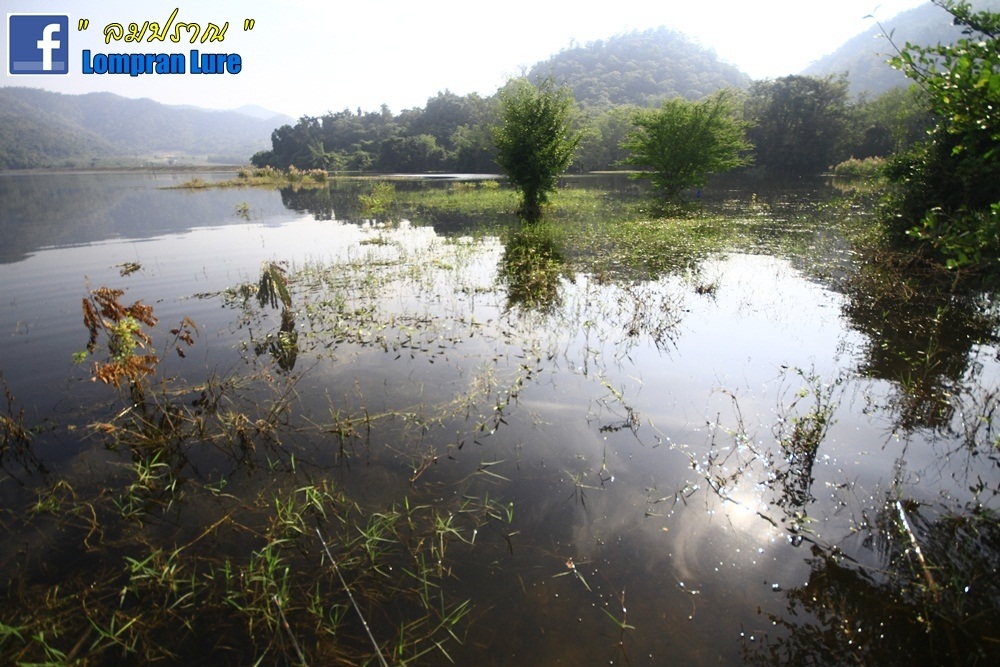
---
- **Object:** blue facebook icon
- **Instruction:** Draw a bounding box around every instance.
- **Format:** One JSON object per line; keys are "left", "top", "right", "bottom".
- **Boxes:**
{"left": 9, "top": 15, "right": 70, "bottom": 75}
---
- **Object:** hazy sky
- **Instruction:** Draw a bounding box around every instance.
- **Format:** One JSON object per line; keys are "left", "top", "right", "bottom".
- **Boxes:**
{"left": 3, "top": 0, "right": 930, "bottom": 117}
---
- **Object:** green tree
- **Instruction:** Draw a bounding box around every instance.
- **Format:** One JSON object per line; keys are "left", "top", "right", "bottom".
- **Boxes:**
{"left": 744, "top": 75, "right": 851, "bottom": 175}
{"left": 574, "top": 105, "right": 637, "bottom": 172}
{"left": 620, "top": 91, "right": 752, "bottom": 206}
{"left": 492, "top": 78, "right": 581, "bottom": 222}
{"left": 451, "top": 122, "right": 498, "bottom": 172}
{"left": 408, "top": 90, "right": 475, "bottom": 151}
{"left": 377, "top": 134, "right": 446, "bottom": 172}
{"left": 847, "top": 87, "right": 932, "bottom": 159}
{"left": 885, "top": 0, "right": 1000, "bottom": 268}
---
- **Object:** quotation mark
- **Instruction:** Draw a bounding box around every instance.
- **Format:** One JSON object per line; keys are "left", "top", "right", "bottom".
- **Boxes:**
{"left": 243, "top": 18, "right": 255, "bottom": 31}
{"left": 78, "top": 18, "right": 89, "bottom": 30}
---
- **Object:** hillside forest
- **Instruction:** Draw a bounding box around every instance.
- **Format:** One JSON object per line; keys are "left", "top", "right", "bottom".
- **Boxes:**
{"left": 250, "top": 27, "right": 932, "bottom": 176}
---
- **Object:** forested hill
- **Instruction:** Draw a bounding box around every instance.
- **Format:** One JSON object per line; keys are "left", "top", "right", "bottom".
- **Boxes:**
{"left": 243, "top": 27, "right": 753, "bottom": 174}
{"left": 804, "top": 0, "right": 1000, "bottom": 96}
{"left": 0, "top": 89, "right": 118, "bottom": 168}
{"left": 0, "top": 87, "right": 292, "bottom": 169}
{"left": 529, "top": 27, "right": 750, "bottom": 108}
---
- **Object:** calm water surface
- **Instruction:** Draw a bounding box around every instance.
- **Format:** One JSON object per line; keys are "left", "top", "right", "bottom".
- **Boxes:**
{"left": 1, "top": 172, "right": 998, "bottom": 666}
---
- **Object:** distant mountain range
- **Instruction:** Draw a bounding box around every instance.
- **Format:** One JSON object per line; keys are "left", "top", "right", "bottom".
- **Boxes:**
{"left": 0, "top": 87, "right": 293, "bottom": 169}
{"left": 805, "top": 0, "right": 1000, "bottom": 96}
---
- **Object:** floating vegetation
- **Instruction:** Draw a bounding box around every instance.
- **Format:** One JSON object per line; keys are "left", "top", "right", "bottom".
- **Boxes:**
{"left": 832, "top": 155, "right": 887, "bottom": 180}
{"left": 116, "top": 261, "right": 142, "bottom": 277}
{"left": 256, "top": 261, "right": 293, "bottom": 311}
{"left": 0, "top": 374, "right": 41, "bottom": 476}
{"left": 1, "top": 278, "right": 519, "bottom": 665}
{"left": 79, "top": 285, "right": 195, "bottom": 390}
{"left": 233, "top": 201, "right": 251, "bottom": 221}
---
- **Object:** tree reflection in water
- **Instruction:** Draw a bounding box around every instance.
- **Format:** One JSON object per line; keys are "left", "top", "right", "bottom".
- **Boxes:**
{"left": 742, "top": 502, "right": 1000, "bottom": 666}
{"left": 841, "top": 257, "right": 1000, "bottom": 433}
{"left": 499, "top": 222, "right": 572, "bottom": 313}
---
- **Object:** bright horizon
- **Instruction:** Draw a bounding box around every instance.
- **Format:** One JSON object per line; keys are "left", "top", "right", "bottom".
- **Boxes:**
{"left": 2, "top": 0, "right": 933, "bottom": 117}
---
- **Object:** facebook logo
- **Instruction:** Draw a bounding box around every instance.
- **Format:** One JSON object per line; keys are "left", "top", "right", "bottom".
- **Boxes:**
{"left": 8, "top": 14, "right": 70, "bottom": 75}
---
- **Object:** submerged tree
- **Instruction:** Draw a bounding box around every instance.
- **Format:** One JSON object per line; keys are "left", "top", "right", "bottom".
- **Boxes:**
{"left": 620, "top": 91, "right": 752, "bottom": 208}
{"left": 492, "top": 78, "right": 580, "bottom": 222}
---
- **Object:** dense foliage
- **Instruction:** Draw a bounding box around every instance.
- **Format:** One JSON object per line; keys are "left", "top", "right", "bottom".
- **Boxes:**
{"left": 492, "top": 79, "right": 580, "bottom": 222}
{"left": 251, "top": 91, "right": 499, "bottom": 174}
{"left": 250, "top": 28, "right": 750, "bottom": 176}
{"left": 250, "top": 66, "right": 935, "bottom": 179}
{"left": 743, "top": 75, "right": 852, "bottom": 175}
{"left": 528, "top": 27, "right": 750, "bottom": 109}
{"left": 848, "top": 87, "right": 933, "bottom": 159}
{"left": 621, "top": 92, "right": 752, "bottom": 205}
{"left": 885, "top": 0, "right": 1000, "bottom": 268}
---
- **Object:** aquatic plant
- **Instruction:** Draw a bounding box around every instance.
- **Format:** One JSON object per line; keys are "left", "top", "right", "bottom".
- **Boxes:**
{"left": 359, "top": 181, "right": 397, "bottom": 217}
{"left": 79, "top": 285, "right": 196, "bottom": 395}
{"left": 173, "top": 166, "right": 328, "bottom": 190}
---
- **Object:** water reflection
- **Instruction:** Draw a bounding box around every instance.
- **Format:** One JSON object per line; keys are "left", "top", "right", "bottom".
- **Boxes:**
{"left": 2, "top": 172, "right": 1000, "bottom": 665}
{"left": 499, "top": 222, "right": 572, "bottom": 312}
{"left": 280, "top": 179, "right": 363, "bottom": 221}
{"left": 0, "top": 171, "right": 300, "bottom": 264}
{"left": 842, "top": 258, "right": 1000, "bottom": 432}
{"left": 743, "top": 502, "right": 1000, "bottom": 667}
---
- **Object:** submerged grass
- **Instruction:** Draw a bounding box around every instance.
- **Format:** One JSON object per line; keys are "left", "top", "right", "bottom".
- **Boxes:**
{"left": 5, "top": 176, "right": 1000, "bottom": 665}
{"left": 1, "top": 271, "right": 524, "bottom": 666}
{"left": 389, "top": 177, "right": 783, "bottom": 284}
{"left": 394, "top": 179, "right": 519, "bottom": 218}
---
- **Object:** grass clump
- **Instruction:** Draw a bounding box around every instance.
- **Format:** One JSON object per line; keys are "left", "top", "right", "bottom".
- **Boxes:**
{"left": 832, "top": 156, "right": 887, "bottom": 180}
{"left": 359, "top": 181, "right": 397, "bottom": 217}
{"left": 392, "top": 180, "right": 519, "bottom": 219}
{"left": 0, "top": 269, "right": 530, "bottom": 666}
{"left": 173, "top": 166, "right": 328, "bottom": 190}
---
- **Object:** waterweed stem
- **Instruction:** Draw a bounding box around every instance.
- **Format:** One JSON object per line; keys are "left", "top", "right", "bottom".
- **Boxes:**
{"left": 272, "top": 593, "right": 308, "bottom": 667}
{"left": 895, "top": 500, "right": 940, "bottom": 602}
{"left": 315, "top": 526, "right": 390, "bottom": 667}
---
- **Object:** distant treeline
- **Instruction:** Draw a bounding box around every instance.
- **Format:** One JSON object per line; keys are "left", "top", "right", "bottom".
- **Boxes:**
{"left": 251, "top": 28, "right": 931, "bottom": 176}
{"left": 252, "top": 77, "right": 931, "bottom": 177}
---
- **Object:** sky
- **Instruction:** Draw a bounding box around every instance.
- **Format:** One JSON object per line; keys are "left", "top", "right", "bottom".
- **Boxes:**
{"left": 2, "top": 0, "right": 931, "bottom": 118}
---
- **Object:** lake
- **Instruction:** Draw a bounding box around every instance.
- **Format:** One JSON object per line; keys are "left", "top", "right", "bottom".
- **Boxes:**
{"left": 1, "top": 171, "right": 998, "bottom": 666}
